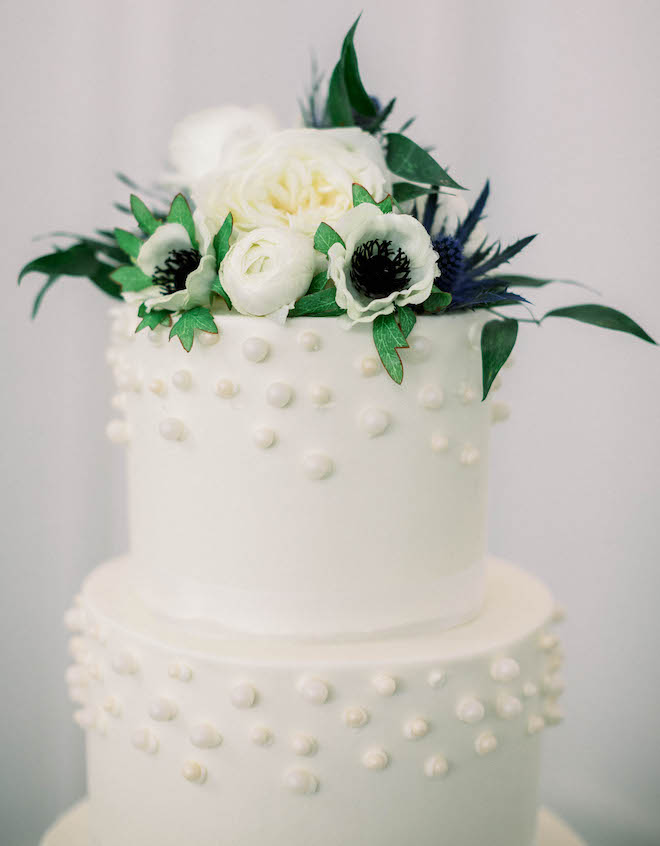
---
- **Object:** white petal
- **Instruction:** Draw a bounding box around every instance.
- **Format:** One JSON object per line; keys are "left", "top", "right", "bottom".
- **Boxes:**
{"left": 137, "top": 223, "right": 191, "bottom": 277}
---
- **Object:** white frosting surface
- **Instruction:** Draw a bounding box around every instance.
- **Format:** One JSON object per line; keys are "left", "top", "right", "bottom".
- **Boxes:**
{"left": 107, "top": 308, "right": 494, "bottom": 636}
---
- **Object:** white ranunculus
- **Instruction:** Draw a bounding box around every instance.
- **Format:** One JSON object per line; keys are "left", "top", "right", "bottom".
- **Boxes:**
{"left": 328, "top": 204, "right": 439, "bottom": 323}
{"left": 128, "top": 219, "right": 217, "bottom": 312}
{"left": 430, "top": 190, "right": 487, "bottom": 255}
{"left": 219, "top": 227, "right": 316, "bottom": 318}
{"left": 166, "top": 105, "right": 278, "bottom": 189}
{"left": 194, "top": 127, "right": 390, "bottom": 237}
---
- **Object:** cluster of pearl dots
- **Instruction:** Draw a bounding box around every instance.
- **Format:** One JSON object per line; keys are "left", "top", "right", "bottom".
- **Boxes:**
{"left": 64, "top": 602, "right": 564, "bottom": 794}
{"left": 105, "top": 322, "right": 512, "bottom": 477}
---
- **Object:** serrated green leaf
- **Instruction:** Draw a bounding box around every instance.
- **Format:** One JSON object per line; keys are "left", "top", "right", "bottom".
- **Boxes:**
{"left": 289, "top": 288, "right": 345, "bottom": 317}
{"left": 130, "top": 194, "right": 161, "bottom": 236}
{"left": 114, "top": 228, "right": 142, "bottom": 259}
{"left": 396, "top": 305, "right": 416, "bottom": 338}
{"left": 481, "top": 319, "right": 519, "bottom": 400}
{"left": 110, "top": 264, "right": 153, "bottom": 292}
{"left": 210, "top": 277, "right": 233, "bottom": 309}
{"left": 169, "top": 307, "right": 218, "bottom": 352}
{"left": 377, "top": 195, "right": 393, "bottom": 214}
{"left": 307, "top": 271, "right": 328, "bottom": 295}
{"left": 542, "top": 304, "right": 656, "bottom": 344}
{"left": 213, "top": 213, "right": 233, "bottom": 266}
{"left": 423, "top": 287, "right": 452, "bottom": 313}
{"left": 392, "top": 182, "right": 434, "bottom": 203}
{"left": 166, "top": 194, "right": 197, "bottom": 249}
{"left": 373, "top": 312, "right": 409, "bottom": 384}
{"left": 314, "top": 222, "right": 345, "bottom": 255}
{"left": 385, "top": 134, "right": 464, "bottom": 190}
{"left": 136, "top": 309, "right": 171, "bottom": 333}
{"left": 352, "top": 184, "right": 377, "bottom": 207}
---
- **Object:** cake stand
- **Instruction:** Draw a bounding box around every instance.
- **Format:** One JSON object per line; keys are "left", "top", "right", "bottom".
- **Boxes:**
{"left": 41, "top": 800, "right": 586, "bottom": 845}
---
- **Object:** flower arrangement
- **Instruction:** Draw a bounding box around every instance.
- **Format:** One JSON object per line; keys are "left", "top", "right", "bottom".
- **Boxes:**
{"left": 19, "top": 17, "right": 654, "bottom": 397}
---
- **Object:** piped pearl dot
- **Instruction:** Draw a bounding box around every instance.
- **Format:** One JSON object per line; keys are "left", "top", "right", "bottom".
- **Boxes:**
{"left": 132, "top": 728, "right": 158, "bottom": 754}
{"left": 111, "top": 393, "right": 127, "bottom": 411}
{"left": 64, "top": 608, "right": 86, "bottom": 632}
{"left": 292, "top": 734, "right": 317, "bottom": 757}
{"left": 539, "top": 633, "right": 560, "bottom": 652}
{"left": 298, "top": 331, "right": 321, "bottom": 352}
{"left": 68, "top": 637, "right": 88, "bottom": 662}
{"left": 430, "top": 433, "right": 449, "bottom": 453}
{"left": 243, "top": 337, "right": 269, "bottom": 363}
{"left": 66, "top": 665, "right": 89, "bottom": 687}
{"left": 547, "top": 652, "right": 564, "bottom": 672}
{"left": 302, "top": 452, "right": 334, "bottom": 480}
{"left": 404, "top": 717, "right": 429, "bottom": 739}
{"left": 424, "top": 755, "right": 449, "bottom": 779}
{"left": 230, "top": 682, "right": 257, "bottom": 709}
{"left": 359, "top": 408, "right": 390, "bottom": 438}
{"left": 504, "top": 354, "right": 515, "bottom": 369}
{"left": 253, "top": 427, "right": 276, "bottom": 449}
{"left": 343, "top": 706, "right": 369, "bottom": 729}
{"left": 73, "top": 708, "right": 95, "bottom": 730}
{"left": 310, "top": 384, "right": 332, "bottom": 406}
{"left": 475, "top": 731, "right": 498, "bottom": 756}
{"left": 172, "top": 370, "right": 192, "bottom": 390}
{"left": 111, "top": 651, "right": 138, "bottom": 675}
{"left": 456, "top": 697, "right": 485, "bottom": 724}
{"left": 459, "top": 444, "right": 480, "bottom": 466}
{"left": 148, "top": 697, "right": 177, "bottom": 722}
{"left": 149, "top": 378, "right": 166, "bottom": 396}
{"left": 298, "top": 677, "right": 330, "bottom": 705}
{"left": 159, "top": 418, "right": 185, "bottom": 441}
{"left": 266, "top": 382, "right": 293, "bottom": 408}
{"left": 106, "top": 420, "right": 130, "bottom": 444}
{"left": 428, "top": 669, "right": 446, "bottom": 689}
{"left": 198, "top": 330, "right": 220, "bottom": 346}
{"left": 419, "top": 384, "right": 444, "bottom": 409}
{"left": 490, "top": 657, "right": 521, "bottom": 683}
{"left": 168, "top": 662, "right": 193, "bottom": 682}
{"left": 543, "top": 701, "right": 564, "bottom": 725}
{"left": 251, "top": 725, "right": 274, "bottom": 746}
{"left": 527, "top": 715, "right": 546, "bottom": 735}
{"left": 372, "top": 673, "right": 397, "bottom": 696}
{"left": 102, "top": 696, "right": 121, "bottom": 717}
{"left": 115, "top": 368, "right": 140, "bottom": 392}
{"left": 88, "top": 662, "right": 103, "bottom": 681}
{"left": 496, "top": 693, "right": 523, "bottom": 719}
{"left": 406, "top": 335, "right": 431, "bottom": 362}
{"left": 458, "top": 383, "right": 477, "bottom": 405}
{"left": 216, "top": 378, "right": 237, "bottom": 398}
{"left": 182, "top": 761, "right": 207, "bottom": 784}
{"left": 284, "top": 768, "right": 319, "bottom": 795}
{"left": 147, "top": 328, "right": 164, "bottom": 345}
{"left": 522, "top": 682, "right": 539, "bottom": 698}
{"left": 362, "top": 747, "right": 389, "bottom": 771}
{"left": 359, "top": 356, "right": 380, "bottom": 377}
{"left": 542, "top": 674, "right": 565, "bottom": 696}
{"left": 69, "top": 686, "right": 87, "bottom": 705}
{"left": 492, "top": 374, "right": 503, "bottom": 391}
{"left": 190, "top": 723, "right": 222, "bottom": 749}
{"left": 491, "top": 402, "right": 511, "bottom": 423}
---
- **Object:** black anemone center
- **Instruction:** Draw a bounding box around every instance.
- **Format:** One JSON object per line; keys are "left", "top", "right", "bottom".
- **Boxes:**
{"left": 350, "top": 239, "right": 411, "bottom": 300}
{"left": 153, "top": 248, "right": 201, "bottom": 295}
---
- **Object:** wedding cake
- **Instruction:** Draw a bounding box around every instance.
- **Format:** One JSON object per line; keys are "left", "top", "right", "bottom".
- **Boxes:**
{"left": 24, "top": 17, "right": 654, "bottom": 846}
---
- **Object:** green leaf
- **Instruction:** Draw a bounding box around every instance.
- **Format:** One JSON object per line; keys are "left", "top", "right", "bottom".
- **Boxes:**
{"left": 89, "top": 264, "right": 123, "bottom": 300}
{"left": 352, "top": 183, "right": 377, "bottom": 207}
{"left": 423, "top": 286, "right": 452, "bottom": 313}
{"left": 314, "top": 222, "right": 345, "bottom": 255}
{"left": 481, "top": 319, "right": 519, "bottom": 400}
{"left": 392, "top": 182, "right": 435, "bottom": 203}
{"left": 210, "top": 277, "right": 233, "bottom": 309}
{"left": 169, "top": 307, "right": 218, "bottom": 352}
{"left": 114, "top": 228, "right": 142, "bottom": 259}
{"left": 31, "top": 276, "right": 58, "bottom": 318}
{"left": 327, "top": 60, "right": 353, "bottom": 127}
{"left": 130, "top": 194, "right": 161, "bottom": 236}
{"left": 377, "top": 195, "right": 393, "bottom": 214}
{"left": 166, "top": 194, "right": 197, "bottom": 249}
{"left": 489, "top": 274, "right": 595, "bottom": 293}
{"left": 307, "top": 271, "right": 328, "bottom": 295}
{"left": 342, "top": 15, "right": 377, "bottom": 118}
{"left": 289, "top": 288, "right": 345, "bottom": 317}
{"left": 213, "top": 212, "right": 233, "bottom": 266}
{"left": 397, "top": 304, "right": 416, "bottom": 338}
{"left": 136, "top": 307, "right": 171, "bottom": 333}
{"left": 372, "top": 312, "right": 409, "bottom": 384}
{"left": 110, "top": 264, "right": 153, "bottom": 292}
{"left": 385, "top": 134, "right": 464, "bottom": 190}
{"left": 542, "top": 304, "right": 656, "bottom": 344}
{"left": 19, "top": 243, "right": 102, "bottom": 283}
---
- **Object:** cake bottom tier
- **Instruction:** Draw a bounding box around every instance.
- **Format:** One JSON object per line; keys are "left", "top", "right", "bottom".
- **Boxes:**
{"left": 65, "top": 558, "right": 565, "bottom": 846}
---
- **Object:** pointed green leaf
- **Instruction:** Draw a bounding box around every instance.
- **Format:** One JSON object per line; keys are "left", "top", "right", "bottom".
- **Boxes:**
{"left": 352, "top": 184, "right": 377, "bottom": 207}
{"left": 136, "top": 308, "right": 171, "bottom": 333}
{"left": 213, "top": 212, "right": 233, "bottom": 266}
{"left": 481, "top": 319, "right": 519, "bottom": 400}
{"left": 19, "top": 243, "right": 101, "bottom": 283}
{"left": 397, "top": 305, "right": 416, "bottom": 338}
{"left": 342, "top": 16, "right": 377, "bottom": 118}
{"left": 307, "top": 271, "right": 328, "bottom": 295}
{"left": 114, "top": 228, "right": 142, "bottom": 259}
{"left": 314, "top": 222, "right": 345, "bottom": 255}
{"left": 327, "top": 59, "right": 353, "bottom": 127}
{"left": 166, "top": 194, "right": 197, "bottom": 249}
{"left": 31, "top": 276, "right": 58, "bottom": 318}
{"left": 392, "top": 182, "right": 434, "bottom": 203}
{"left": 542, "top": 304, "right": 656, "bottom": 344}
{"left": 385, "top": 134, "right": 464, "bottom": 190}
{"left": 423, "top": 286, "right": 452, "bottom": 313}
{"left": 489, "top": 274, "right": 596, "bottom": 294}
{"left": 373, "top": 312, "right": 409, "bottom": 384}
{"left": 377, "top": 195, "right": 393, "bottom": 214}
{"left": 211, "top": 277, "right": 233, "bottom": 309}
{"left": 289, "top": 288, "right": 345, "bottom": 317}
{"left": 110, "top": 264, "right": 153, "bottom": 292}
{"left": 130, "top": 194, "right": 161, "bottom": 236}
{"left": 169, "top": 307, "right": 218, "bottom": 352}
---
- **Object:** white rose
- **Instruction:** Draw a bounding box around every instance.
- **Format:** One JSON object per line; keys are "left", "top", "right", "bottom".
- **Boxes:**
{"left": 328, "top": 204, "right": 439, "bottom": 323}
{"left": 166, "top": 105, "right": 278, "bottom": 189}
{"left": 194, "top": 127, "right": 390, "bottom": 237}
{"left": 219, "top": 227, "right": 316, "bottom": 318}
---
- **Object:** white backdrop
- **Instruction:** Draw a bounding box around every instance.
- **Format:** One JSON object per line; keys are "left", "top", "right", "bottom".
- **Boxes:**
{"left": 2, "top": 1, "right": 659, "bottom": 844}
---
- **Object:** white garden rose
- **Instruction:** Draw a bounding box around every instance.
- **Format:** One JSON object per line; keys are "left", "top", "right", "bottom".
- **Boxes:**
{"left": 194, "top": 127, "right": 390, "bottom": 237}
{"left": 328, "top": 203, "right": 439, "bottom": 324}
{"left": 219, "top": 227, "right": 316, "bottom": 318}
{"left": 166, "top": 105, "right": 278, "bottom": 189}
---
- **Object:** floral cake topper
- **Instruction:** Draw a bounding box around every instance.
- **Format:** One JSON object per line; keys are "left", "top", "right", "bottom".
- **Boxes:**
{"left": 19, "top": 16, "right": 655, "bottom": 396}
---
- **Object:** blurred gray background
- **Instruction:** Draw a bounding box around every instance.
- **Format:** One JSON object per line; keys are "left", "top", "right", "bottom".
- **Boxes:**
{"left": 2, "top": 1, "right": 659, "bottom": 844}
